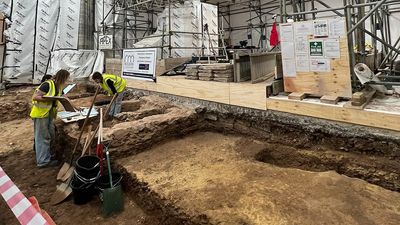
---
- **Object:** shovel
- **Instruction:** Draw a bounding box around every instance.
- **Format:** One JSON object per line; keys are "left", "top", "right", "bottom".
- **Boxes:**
{"left": 50, "top": 174, "right": 73, "bottom": 205}
{"left": 102, "top": 145, "right": 123, "bottom": 215}
{"left": 57, "top": 86, "right": 100, "bottom": 181}
{"left": 96, "top": 108, "right": 104, "bottom": 176}
{"left": 81, "top": 94, "right": 118, "bottom": 155}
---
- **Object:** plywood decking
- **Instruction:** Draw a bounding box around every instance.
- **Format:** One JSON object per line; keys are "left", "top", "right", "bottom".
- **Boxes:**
{"left": 284, "top": 39, "right": 352, "bottom": 98}
{"left": 126, "top": 76, "right": 400, "bottom": 131}
{"left": 126, "top": 76, "right": 267, "bottom": 110}
{"left": 266, "top": 96, "right": 400, "bottom": 131}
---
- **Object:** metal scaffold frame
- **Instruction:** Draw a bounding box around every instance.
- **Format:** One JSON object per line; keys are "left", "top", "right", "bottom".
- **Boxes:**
{"left": 281, "top": 0, "right": 400, "bottom": 87}
{"left": 100, "top": 0, "right": 222, "bottom": 59}
{"left": 102, "top": 0, "right": 400, "bottom": 87}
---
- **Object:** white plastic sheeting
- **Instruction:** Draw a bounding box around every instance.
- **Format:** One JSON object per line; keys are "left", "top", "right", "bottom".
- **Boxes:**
{"left": 54, "top": 0, "right": 81, "bottom": 50}
{"left": 94, "top": 0, "right": 114, "bottom": 31}
{"left": 35, "top": 0, "right": 59, "bottom": 78}
{"left": 3, "top": 0, "right": 36, "bottom": 83}
{"left": 0, "top": 0, "right": 81, "bottom": 84}
{"left": 134, "top": 0, "right": 218, "bottom": 58}
{"left": 48, "top": 50, "right": 104, "bottom": 79}
{"left": 0, "top": 0, "right": 11, "bottom": 17}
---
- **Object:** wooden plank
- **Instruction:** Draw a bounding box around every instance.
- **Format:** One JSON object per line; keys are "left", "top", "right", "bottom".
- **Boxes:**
{"left": 125, "top": 78, "right": 157, "bottom": 92}
{"left": 320, "top": 96, "right": 340, "bottom": 105}
{"left": 156, "top": 57, "right": 191, "bottom": 76}
{"left": 283, "top": 38, "right": 352, "bottom": 98}
{"left": 0, "top": 14, "right": 4, "bottom": 45}
{"left": 266, "top": 97, "right": 400, "bottom": 131}
{"left": 156, "top": 76, "right": 230, "bottom": 104}
{"left": 344, "top": 89, "right": 376, "bottom": 109}
{"left": 229, "top": 82, "right": 267, "bottom": 110}
{"left": 288, "top": 92, "right": 306, "bottom": 101}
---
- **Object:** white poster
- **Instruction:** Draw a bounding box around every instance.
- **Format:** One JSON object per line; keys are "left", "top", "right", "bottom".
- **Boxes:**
{"left": 283, "top": 59, "right": 296, "bottom": 77}
{"left": 3, "top": 0, "right": 37, "bottom": 83}
{"left": 281, "top": 42, "right": 295, "bottom": 59}
{"left": 296, "top": 54, "right": 310, "bottom": 72}
{"left": 324, "top": 39, "right": 341, "bottom": 59}
{"left": 313, "top": 20, "right": 329, "bottom": 37}
{"left": 294, "top": 21, "right": 313, "bottom": 37}
{"left": 48, "top": 50, "right": 104, "bottom": 79}
{"left": 310, "top": 59, "right": 331, "bottom": 72}
{"left": 280, "top": 24, "right": 294, "bottom": 42}
{"left": 99, "top": 35, "right": 113, "bottom": 50}
{"left": 54, "top": 0, "right": 81, "bottom": 50}
{"left": 122, "top": 48, "right": 157, "bottom": 82}
{"left": 295, "top": 36, "right": 308, "bottom": 54}
{"left": 329, "top": 18, "right": 346, "bottom": 38}
{"left": 34, "top": 0, "right": 60, "bottom": 82}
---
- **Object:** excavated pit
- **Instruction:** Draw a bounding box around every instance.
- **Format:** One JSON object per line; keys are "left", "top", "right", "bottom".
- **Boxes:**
{"left": 2, "top": 84, "right": 400, "bottom": 224}
{"left": 116, "top": 132, "right": 400, "bottom": 225}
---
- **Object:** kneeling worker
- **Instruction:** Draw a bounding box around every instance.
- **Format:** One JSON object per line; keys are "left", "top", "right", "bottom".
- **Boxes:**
{"left": 92, "top": 72, "right": 127, "bottom": 116}
{"left": 30, "top": 69, "right": 70, "bottom": 168}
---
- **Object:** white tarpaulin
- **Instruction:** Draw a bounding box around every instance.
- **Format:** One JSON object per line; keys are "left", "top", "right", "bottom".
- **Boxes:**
{"left": 1, "top": 0, "right": 81, "bottom": 83}
{"left": 48, "top": 50, "right": 104, "bottom": 79}
{"left": 34, "top": 0, "right": 60, "bottom": 82}
{"left": 134, "top": 0, "right": 218, "bottom": 58}
{"left": 3, "top": 0, "right": 36, "bottom": 83}
{"left": 54, "top": 0, "right": 81, "bottom": 50}
{"left": 95, "top": 0, "right": 114, "bottom": 31}
{"left": 0, "top": 0, "right": 11, "bottom": 17}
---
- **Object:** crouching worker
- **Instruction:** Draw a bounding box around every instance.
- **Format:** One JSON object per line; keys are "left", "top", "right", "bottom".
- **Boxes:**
{"left": 30, "top": 70, "right": 70, "bottom": 168}
{"left": 91, "top": 72, "right": 127, "bottom": 117}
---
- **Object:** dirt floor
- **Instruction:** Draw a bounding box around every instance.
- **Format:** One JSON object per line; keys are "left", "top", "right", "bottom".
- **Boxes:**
{"left": 118, "top": 132, "right": 400, "bottom": 225}
{"left": 0, "top": 86, "right": 162, "bottom": 225}
{"left": 1, "top": 85, "right": 400, "bottom": 225}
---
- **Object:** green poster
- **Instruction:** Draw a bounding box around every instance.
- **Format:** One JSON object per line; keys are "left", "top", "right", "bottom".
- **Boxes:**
{"left": 309, "top": 41, "right": 324, "bottom": 56}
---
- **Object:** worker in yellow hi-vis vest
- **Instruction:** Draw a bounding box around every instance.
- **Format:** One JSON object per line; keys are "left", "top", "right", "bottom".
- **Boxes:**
{"left": 91, "top": 72, "right": 127, "bottom": 117}
{"left": 30, "top": 70, "right": 70, "bottom": 168}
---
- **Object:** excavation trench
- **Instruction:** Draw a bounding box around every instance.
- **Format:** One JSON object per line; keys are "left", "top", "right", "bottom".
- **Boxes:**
{"left": 1, "top": 86, "right": 400, "bottom": 225}
{"left": 52, "top": 90, "right": 400, "bottom": 225}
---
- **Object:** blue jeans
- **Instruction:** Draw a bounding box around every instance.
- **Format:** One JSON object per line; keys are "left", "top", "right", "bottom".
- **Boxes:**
{"left": 109, "top": 91, "right": 126, "bottom": 117}
{"left": 33, "top": 114, "right": 55, "bottom": 166}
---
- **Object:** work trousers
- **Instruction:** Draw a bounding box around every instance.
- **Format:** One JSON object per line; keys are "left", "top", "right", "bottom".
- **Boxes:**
{"left": 33, "top": 114, "right": 55, "bottom": 166}
{"left": 109, "top": 91, "right": 126, "bottom": 117}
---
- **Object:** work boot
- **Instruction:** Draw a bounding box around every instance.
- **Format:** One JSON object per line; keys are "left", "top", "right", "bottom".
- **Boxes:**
{"left": 37, "top": 160, "right": 59, "bottom": 168}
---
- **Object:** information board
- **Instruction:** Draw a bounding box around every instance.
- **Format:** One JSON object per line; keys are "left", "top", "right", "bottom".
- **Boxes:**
{"left": 122, "top": 48, "right": 157, "bottom": 82}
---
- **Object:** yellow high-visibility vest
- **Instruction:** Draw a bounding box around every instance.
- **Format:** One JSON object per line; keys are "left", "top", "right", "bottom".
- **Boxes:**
{"left": 101, "top": 74, "right": 126, "bottom": 95}
{"left": 30, "top": 80, "right": 61, "bottom": 118}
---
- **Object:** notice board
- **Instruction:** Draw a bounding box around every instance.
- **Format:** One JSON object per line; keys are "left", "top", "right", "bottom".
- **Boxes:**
{"left": 280, "top": 18, "right": 352, "bottom": 98}
{"left": 122, "top": 48, "right": 157, "bottom": 82}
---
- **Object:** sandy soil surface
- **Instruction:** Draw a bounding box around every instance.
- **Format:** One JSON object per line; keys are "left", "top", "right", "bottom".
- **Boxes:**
{"left": 0, "top": 119, "right": 33, "bottom": 154}
{"left": 118, "top": 132, "right": 400, "bottom": 225}
{"left": 0, "top": 88, "right": 161, "bottom": 225}
{"left": 0, "top": 149, "right": 160, "bottom": 225}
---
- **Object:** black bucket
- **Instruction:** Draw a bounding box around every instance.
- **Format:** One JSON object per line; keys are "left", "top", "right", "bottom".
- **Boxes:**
{"left": 76, "top": 156, "right": 100, "bottom": 179}
{"left": 96, "top": 173, "right": 123, "bottom": 201}
{"left": 72, "top": 156, "right": 101, "bottom": 205}
{"left": 71, "top": 174, "right": 95, "bottom": 205}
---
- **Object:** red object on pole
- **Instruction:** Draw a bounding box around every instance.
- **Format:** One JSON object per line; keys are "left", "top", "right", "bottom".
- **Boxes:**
{"left": 270, "top": 20, "right": 279, "bottom": 47}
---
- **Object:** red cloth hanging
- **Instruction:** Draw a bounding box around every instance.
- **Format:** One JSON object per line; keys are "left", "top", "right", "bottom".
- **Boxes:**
{"left": 270, "top": 20, "right": 279, "bottom": 47}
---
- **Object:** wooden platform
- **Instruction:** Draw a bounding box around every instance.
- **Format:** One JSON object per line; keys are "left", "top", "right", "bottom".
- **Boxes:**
{"left": 126, "top": 76, "right": 267, "bottom": 110}
{"left": 266, "top": 96, "right": 400, "bottom": 131}
{"left": 125, "top": 76, "right": 400, "bottom": 131}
